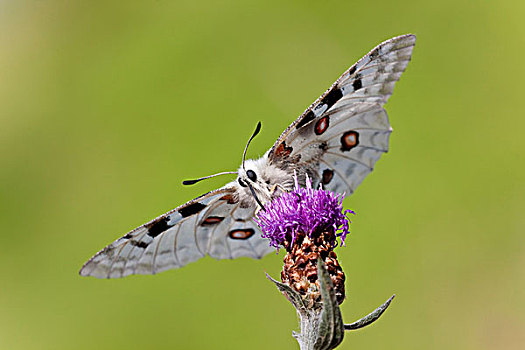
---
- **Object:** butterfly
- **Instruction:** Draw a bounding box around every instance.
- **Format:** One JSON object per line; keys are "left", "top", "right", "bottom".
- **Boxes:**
{"left": 80, "top": 34, "right": 416, "bottom": 278}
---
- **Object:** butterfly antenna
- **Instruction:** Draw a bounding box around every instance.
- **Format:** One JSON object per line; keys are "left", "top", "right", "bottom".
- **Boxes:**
{"left": 242, "top": 121, "right": 262, "bottom": 170}
{"left": 182, "top": 171, "right": 237, "bottom": 186}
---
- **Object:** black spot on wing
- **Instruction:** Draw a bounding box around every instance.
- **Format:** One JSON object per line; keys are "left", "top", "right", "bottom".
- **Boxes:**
{"left": 146, "top": 217, "right": 173, "bottom": 238}
{"left": 369, "top": 47, "right": 380, "bottom": 59}
{"left": 130, "top": 240, "right": 149, "bottom": 249}
{"left": 123, "top": 234, "right": 133, "bottom": 239}
{"left": 296, "top": 111, "right": 316, "bottom": 129}
{"left": 179, "top": 202, "right": 207, "bottom": 217}
{"left": 348, "top": 65, "right": 357, "bottom": 76}
{"left": 320, "top": 88, "right": 343, "bottom": 110}
{"left": 352, "top": 78, "right": 362, "bottom": 91}
{"left": 322, "top": 169, "right": 334, "bottom": 185}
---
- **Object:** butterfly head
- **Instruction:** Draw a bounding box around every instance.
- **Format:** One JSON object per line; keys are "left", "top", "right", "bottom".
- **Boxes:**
{"left": 238, "top": 158, "right": 266, "bottom": 194}
{"left": 237, "top": 156, "right": 293, "bottom": 205}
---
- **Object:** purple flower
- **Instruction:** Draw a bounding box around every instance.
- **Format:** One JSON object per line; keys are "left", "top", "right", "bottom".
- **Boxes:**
{"left": 254, "top": 174, "right": 354, "bottom": 250}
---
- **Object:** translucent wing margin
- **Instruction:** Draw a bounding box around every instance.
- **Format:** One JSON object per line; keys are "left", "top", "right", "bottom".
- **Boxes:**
{"left": 79, "top": 185, "right": 272, "bottom": 279}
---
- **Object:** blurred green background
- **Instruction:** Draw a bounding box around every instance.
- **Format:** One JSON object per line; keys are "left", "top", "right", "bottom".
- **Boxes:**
{"left": 1, "top": 1, "right": 523, "bottom": 349}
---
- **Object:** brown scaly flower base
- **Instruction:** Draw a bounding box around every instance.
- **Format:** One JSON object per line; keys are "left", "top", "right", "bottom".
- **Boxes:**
{"left": 281, "top": 230, "right": 346, "bottom": 308}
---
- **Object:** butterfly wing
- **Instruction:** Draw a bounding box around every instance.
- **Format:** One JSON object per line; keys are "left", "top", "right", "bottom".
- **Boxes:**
{"left": 80, "top": 185, "right": 272, "bottom": 278}
{"left": 269, "top": 34, "right": 415, "bottom": 193}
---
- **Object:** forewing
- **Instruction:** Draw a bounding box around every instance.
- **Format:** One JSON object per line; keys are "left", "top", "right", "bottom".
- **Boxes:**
{"left": 79, "top": 185, "right": 272, "bottom": 279}
{"left": 269, "top": 34, "right": 415, "bottom": 194}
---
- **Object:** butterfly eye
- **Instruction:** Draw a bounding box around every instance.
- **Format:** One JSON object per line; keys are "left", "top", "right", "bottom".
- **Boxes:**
{"left": 246, "top": 170, "right": 257, "bottom": 182}
{"left": 238, "top": 178, "right": 248, "bottom": 187}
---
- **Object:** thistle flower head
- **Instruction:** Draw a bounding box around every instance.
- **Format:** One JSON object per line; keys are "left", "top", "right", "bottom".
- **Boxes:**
{"left": 255, "top": 173, "right": 354, "bottom": 306}
{"left": 254, "top": 174, "right": 354, "bottom": 250}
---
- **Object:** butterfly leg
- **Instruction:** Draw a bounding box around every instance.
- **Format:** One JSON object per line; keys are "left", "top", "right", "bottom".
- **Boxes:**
{"left": 269, "top": 183, "right": 288, "bottom": 197}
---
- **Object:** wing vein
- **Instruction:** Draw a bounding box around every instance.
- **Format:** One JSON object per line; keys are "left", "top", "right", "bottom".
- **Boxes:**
{"left": 129, "top": 230, "right": 151, "bottom": 275}
{"left": 319, "top": 158, "right": 355, "bottom": 195}
{"left": 172, "top": 224, "right": 182, "bottom": 268}
{"left": 325, "top": 150, "right": 374, "bottom": 171}
{"left": 152, "top": 228, "right": 167, "bottom": 274}
{"left": 106, "top": 239, "right": 132, "bottom": 278}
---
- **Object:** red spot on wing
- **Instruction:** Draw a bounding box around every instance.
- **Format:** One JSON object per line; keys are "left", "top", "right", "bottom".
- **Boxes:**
{"left": 315, "top": 116, "right": 330, "bottom": 135}
{"left": 340, "top": 131, "right": 359, "bottom": 152}
{"left": 228, "top": 229, "right": 255, "bottom": 240}
{"left": 202, "top": 216, "right": 224, "bottom": 226}
{"left": 274, "top": 142, "right": 293, "bottom": 158}
{"left": 220, "top": 194, "right": 238, "bottom": 204}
